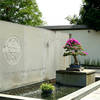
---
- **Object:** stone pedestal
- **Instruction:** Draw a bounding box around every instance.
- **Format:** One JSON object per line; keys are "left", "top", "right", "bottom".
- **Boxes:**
{"left": 56, "top": 69, "right": 95, "bottom": 87}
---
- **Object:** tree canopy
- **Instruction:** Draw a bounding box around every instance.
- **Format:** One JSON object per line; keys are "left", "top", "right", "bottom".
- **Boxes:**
{"left": 67, "top": 0, "right": 100, "bottom": 30}
{"left": 0, "top": 0, "right": 43, "bottom": 26}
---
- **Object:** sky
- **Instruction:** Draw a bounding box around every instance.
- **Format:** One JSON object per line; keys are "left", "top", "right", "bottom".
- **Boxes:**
{"left": 36, "top": 0, "right": 82, "bottom": 25}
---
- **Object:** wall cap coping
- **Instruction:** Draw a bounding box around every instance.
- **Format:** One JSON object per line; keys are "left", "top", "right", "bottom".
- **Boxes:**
{"left": 38, "top": 25, "right": 90, "bottom": 30}
{"left": 0, "top": 93, "right": 42, "bottom": 100}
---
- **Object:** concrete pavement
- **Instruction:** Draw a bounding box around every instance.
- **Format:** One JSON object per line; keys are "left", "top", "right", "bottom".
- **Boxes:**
{"left": 81, "top": 88, "right": 100, "bottom": 100}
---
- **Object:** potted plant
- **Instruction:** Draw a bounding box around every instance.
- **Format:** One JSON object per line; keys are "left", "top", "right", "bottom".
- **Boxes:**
{"left": 40, "top": 83, "right": 55, "bottom": 94}
{"left": 63, "top": 38, "right": 88, "bottom": 70}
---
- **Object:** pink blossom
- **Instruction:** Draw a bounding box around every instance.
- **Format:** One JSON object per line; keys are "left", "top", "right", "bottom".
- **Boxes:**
{"left": 82, "top": 51, "right": 88, "bottom": 55}
{"left": 63, "top": 38, "right": 88, "bottom": 58}
{"left": 66, "top": 38, "right": 80, "bottom": 45}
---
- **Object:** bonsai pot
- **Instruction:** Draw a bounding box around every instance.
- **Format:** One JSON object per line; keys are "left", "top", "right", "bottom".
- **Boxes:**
{"left": 42, "top": 90, "right": 52, "bottom": 94}
{"left": 70, "top": 64, "right": 81, "bottom": 68}
{"left": 66, "top": 64, "right": 81, "bottom": 71}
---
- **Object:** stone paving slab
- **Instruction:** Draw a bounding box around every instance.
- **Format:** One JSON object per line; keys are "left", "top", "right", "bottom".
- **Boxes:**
{"left": 81, "top": 88, "right": 100, "bottom": 100}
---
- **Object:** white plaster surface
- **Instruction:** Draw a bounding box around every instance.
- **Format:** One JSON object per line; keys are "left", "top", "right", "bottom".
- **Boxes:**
{"left": 56, "top": 29, "right": 100, "bottom": 64}
{"left": 2, "top": 36, "right": 21, "bottom": 65}
{"left": 0, "top": 20, "right": 70, "bottom": 91}
{"left": 55, "top": 31, "right": 70, "bottom": 70}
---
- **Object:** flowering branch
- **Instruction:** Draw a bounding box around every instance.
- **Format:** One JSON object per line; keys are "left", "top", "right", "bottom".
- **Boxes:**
{"left": 63, "top": 38, "right": 88, "bottom": 65}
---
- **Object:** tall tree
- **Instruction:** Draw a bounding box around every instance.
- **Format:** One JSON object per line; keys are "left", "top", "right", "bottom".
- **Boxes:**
{"left": 0, "top": 0, "right": 43, "bottom": 26}
{"left": 67, "top": 0, "right": 100, "bottom": 30}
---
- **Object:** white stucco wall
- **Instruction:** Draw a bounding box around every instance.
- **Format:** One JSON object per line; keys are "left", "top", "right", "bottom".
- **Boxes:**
{"left": 55, "top": 31, "right": 71, "bottom": 70}
{"left": 0, "top": 21, "right": 70, "bottom": 91}
{"left": 56, "top": 29, "right": 100, "bottom": 65}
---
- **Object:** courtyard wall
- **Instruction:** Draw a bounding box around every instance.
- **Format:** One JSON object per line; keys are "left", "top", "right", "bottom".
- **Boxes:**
{"left": 0, "top": 21, "right": 70, "bottom": 91}
{"left": 42, "top": 25, "right": 100, "bottom": 65}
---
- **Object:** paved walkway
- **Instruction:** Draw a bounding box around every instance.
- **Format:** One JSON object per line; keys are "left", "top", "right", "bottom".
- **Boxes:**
{"left": 81, "top": 88, "right": 100, "bottom": 100}
{"left": 81, "top": 69, "right": 100, "bottom": 100}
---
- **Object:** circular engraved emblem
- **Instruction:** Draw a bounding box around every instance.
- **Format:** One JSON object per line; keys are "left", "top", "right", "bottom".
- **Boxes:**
{"left": 2, "top": 36, "right": 21, "bottom": 65}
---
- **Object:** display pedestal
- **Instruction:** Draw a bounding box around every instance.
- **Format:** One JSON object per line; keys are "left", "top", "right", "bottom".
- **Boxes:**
{"left": 56, "top": 69, "right": 95, "bottom": 87}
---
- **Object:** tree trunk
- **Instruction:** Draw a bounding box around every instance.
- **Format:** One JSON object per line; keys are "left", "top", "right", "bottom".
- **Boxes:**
{"left": 73, "top": 55, "right": 78, "bottom": 65}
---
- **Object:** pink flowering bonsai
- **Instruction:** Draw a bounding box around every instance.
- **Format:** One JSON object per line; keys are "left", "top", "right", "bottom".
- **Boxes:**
{"left": 63, "top": 38, "right": 88, "bottom": 66}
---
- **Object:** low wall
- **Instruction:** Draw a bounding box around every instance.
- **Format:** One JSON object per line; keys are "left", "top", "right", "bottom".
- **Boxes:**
{"left": 0, "top": 94, "right": 41, "bottom": 100}
{"left": 0, "top": 21, "right": 70, "bottom": 91}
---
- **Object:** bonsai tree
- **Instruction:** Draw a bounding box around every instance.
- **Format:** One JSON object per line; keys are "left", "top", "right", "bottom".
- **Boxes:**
{"left": 63, "top": 38, "right": 88, "bottom": 65}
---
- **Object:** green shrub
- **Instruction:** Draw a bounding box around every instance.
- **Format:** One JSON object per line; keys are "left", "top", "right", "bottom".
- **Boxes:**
{"left": 40, "top": 83, "right": 55, "bottom": 94}
{"left": 83, "top": 58, "right": 100, "bottom": 67}
{"left": 84, "top": 58, "right": 91, "bottom": 66}
{"left": 96, "top": 59, "right": 100, "bottom": 67}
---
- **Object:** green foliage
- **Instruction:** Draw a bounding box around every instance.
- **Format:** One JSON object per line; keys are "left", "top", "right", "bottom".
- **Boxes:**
{"left": 0, "top": 0, "right": 43, "bottom": 26}
{"left": 66, "top": 0, "right": 100, "bottom": 30}
{"left": 91, "top": 59, "right": 96, "bottom": 66}
{"left": 40, "top": 83, "right": 55, "bottom": 93}
{"left": 84, "top": 58, "right": 90, "bottom": 66}
{"left": 97, "top": 59, "right": 100, "bottom": 66}
{"left": 66, "top": 15, "right": 82, "bottom": 25}
{"left": 83, "top": 58, "right": 100, "bottom": 67}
